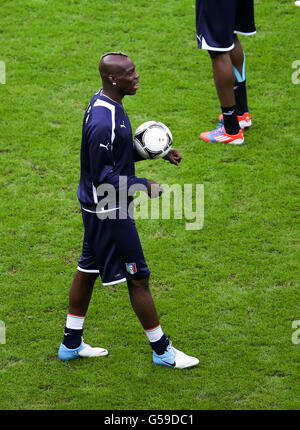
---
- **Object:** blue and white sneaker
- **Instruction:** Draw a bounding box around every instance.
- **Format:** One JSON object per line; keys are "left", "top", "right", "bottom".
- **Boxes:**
{"left": 153, "top": 343, "right": 199, "bottom": 369}
{"left": 58, "top": 341, "right": 108, "bottom": 361}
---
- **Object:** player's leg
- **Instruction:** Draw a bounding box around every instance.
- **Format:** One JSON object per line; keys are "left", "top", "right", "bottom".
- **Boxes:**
{"left": 127, "top": 277, "right": 199, "bottom": 369}
{"left": 68, "top": 270, "right": 98, "bottom": 317}
{"left": 199, "top": 50, "right": 243, "bottom": 144}
{"left": 109, "top": 213, "right": 198, "bottom": 369}
{"left": 111, "top": 221, "right": 168, "bottom": 355}
{"left": 196, "top": 0, "right": 244, "bottom": 144}
{"left": 58, "top": 211, "right": 110, "bottom": 361}
{"left": 229, "top": 36, "right": 251, "bottom": 127}
{"left": 217, "top": 35, "right": 251, "bottom": 128}
{"left": 230, "top": 34, "right": 244, "bottom": 79}
{"left": 58, "top": 270, "right": 108, "bottom": 360}
{"left": 209, "top": 50, "right": 240, "bottom": 135}
{"left": 209, "top": 51, "right": 236, "bottom": 108}
{"left": 229, "top": 0, "right": 257, "bottom": 126}
{"left": 127, "top": 277, "right": 168, "bottom": 353}
{"left": 127, "top": 277, "right": 159, "bottom": 330}
{"left": 62, "top": 270, "right": 97, "bottom": 349}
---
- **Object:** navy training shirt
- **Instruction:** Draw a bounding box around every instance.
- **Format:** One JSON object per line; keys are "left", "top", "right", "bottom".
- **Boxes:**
{"left": 77, "top": 90, "right": 147, "bottom": 211}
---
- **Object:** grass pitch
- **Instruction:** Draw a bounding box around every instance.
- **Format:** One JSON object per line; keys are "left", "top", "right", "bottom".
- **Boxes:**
{"left": 0, "top": 0, "right": 300, "bottom": 410}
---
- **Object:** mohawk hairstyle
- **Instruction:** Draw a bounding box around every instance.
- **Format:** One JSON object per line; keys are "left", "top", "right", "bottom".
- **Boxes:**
{"left": 99, "top": 52, "right": 129, "bottom": 77}
{"left": 100, "top": 52, "right": 128, "bottom": 62}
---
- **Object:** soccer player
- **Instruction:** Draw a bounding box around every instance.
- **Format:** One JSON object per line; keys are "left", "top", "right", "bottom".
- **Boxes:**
{"left": 58, "top": 52, "right": 199, "bottom": 369}
{"left": 196, "top": 0, "right": 256, "bottom": 144}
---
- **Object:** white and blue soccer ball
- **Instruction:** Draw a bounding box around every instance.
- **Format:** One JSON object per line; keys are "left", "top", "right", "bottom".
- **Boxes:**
{"left": 134, "top": 121, "right": 173, "bottom": 159}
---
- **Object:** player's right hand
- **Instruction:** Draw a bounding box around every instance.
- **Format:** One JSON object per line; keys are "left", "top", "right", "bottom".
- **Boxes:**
{"left": 146, "top": 180, "right": 163, "bottom": 198}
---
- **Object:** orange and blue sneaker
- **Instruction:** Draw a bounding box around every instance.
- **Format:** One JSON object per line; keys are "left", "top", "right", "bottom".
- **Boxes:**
{"left": 200, "top": 124, "right": 244, "bottom": 145}
{"left": 219, "top": 112, "right": 252, "bottom": 129}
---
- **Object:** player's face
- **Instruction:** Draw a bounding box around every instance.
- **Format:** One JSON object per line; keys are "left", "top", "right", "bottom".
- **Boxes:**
{"left": 116, "top": 58, "right": 139, "bottom": 95}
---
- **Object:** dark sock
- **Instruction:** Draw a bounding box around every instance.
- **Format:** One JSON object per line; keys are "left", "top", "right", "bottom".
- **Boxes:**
{"left": 63, "top": 327, "right": 83, "bottom": 349}
{"left": 234, "top": 80, "right": 249, "bottom": 115}
{"left": 221, "top": 105, "right": 240, "bottom": 135}
{"left": 150, "top": 334, "right": 170, "bottom": 355}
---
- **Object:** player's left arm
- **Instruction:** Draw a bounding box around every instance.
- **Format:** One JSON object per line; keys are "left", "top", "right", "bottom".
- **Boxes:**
{"left": 163, "top": 148, "right": 182, "bottom": 166}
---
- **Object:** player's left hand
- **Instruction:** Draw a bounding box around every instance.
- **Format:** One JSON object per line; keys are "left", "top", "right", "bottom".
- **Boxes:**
{"left": 163, "top": 148, "right": 182, "bottom": 166}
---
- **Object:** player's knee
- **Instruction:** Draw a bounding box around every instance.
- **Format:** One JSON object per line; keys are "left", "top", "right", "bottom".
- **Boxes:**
{"left": 76, "top": 270, "right": 99, "bottom": 287}
{"left": 208, "top": 50, "right": 227, "bottom": 60}
{"left": 127, "top": 277, "right": 150, "bottom": 291}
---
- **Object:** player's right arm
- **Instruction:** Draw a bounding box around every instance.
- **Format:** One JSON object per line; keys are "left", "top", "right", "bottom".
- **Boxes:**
{"left": 87, "top": 115, "right": 115, "bottom": 187}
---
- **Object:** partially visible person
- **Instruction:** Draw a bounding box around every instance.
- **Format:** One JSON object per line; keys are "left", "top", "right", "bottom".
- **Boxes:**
{"left": 57, "top": 52, "right": 199, "bottom": 369}
{"left": 196, "top": 0, "right": 256, "bottom": 144}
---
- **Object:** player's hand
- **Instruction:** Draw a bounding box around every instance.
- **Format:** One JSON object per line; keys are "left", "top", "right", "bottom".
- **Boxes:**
{"left": 146, "top": 180, "right": 164, "bottom": 198}
{"left": 163, "top": 148, "right": 182, "bottom": 166}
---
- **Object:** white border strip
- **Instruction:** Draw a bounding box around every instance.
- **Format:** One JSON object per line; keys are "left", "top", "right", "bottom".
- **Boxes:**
{"left": 82, "top": 207, "right": 119, "bottom": 214}
{"left": 234, "top": 30, "right": 257, "bottom": 36}
{"left": 102, "top": 277, "right": 127, "bottom": 286}
{"left": 93, "top": 99, "right": 115, "bottom": 144}
{"left": 92, "top": 184, "right": 98, "bottom": 205}
{"left": 77, "top": 267, "right": 127, "bottom": 286}
{"left": 77, "top": 266, "right": 99, "bottom": 273}
{"left": 197, "top": 34, "right": 234, "bottom": 52}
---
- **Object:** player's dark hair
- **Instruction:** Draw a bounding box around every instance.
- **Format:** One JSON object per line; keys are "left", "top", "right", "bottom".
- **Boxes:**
{"left": 99, "top": 52, "right": 129, "bottom": 78}
{"left": 100, "top": 52, "right": 128, "bottom": 61}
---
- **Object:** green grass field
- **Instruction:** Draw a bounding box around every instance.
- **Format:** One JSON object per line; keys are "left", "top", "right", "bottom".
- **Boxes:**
{"left": 0, "top": 0, "right": 300, "bottom": 411}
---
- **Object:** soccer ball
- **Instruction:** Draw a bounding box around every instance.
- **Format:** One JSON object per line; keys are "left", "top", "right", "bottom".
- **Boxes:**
{"left": 134, "top": 121, "right": 173, "bottom": 159}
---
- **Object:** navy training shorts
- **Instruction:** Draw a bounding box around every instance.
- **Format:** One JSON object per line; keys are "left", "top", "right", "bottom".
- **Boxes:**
{"left": 77, "top": 208, "right": 151, "bottom": 285}
{"left": 196, "top": 0, "right": 256, "bottom": 52}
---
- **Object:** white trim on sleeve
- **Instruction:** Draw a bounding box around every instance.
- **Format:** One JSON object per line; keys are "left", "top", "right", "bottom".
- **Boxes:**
{"left": 93, "top": 99, "right": 116, "bottom": 145}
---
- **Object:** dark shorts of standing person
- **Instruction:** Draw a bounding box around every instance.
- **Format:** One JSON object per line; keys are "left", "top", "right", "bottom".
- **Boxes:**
{"left": 196, "top": 0, "right": 256, "bottom": 52}
{"left": 77, "top": 208, "right": 151, "bottom": 285}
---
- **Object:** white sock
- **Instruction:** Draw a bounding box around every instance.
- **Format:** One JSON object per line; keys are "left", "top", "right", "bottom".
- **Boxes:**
{"left": 144, "top": 324, "right": 164, "bottom": 343}
{"left": 66, "top": 313, "right": 85, "bottom": 330}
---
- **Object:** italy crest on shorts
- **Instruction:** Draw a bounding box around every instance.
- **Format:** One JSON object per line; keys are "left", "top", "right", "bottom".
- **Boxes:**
{"left": 126, "top": 262, "right": 137, "bottom": 275}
